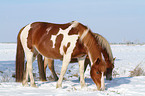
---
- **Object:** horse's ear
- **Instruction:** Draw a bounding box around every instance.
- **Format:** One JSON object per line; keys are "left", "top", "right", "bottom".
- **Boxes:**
{"left": 113, "top": 57, "right": 116, "bottom": 61}
{"left": 94, "top": 58, "right": 100, "bottom": 65}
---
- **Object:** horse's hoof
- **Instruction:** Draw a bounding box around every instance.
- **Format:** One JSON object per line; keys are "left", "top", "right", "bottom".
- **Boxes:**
{"left": 31, "top": 84, "right": 38, "bottom": 88}
{"left": 81, "top": 84, "right": 86, "bottom": 88}
{"left": 98, "top": 87, "right": 105, "bottom": 91}
{"left": 100, "top": 88, "right": 105, "bottom": 91}
{"left": 56, "top": 83, "right": 62, "bottom": 88}
{"left": 22, "top": 83, "right": 29, "bottom": 87}
{"left": 100, "top": 84, "right": 105, "bottom": 91}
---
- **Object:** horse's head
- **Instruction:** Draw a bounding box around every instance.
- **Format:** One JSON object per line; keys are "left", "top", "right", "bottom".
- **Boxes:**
{"left": 105, "top": 57, "right": 115, "bottom": 80}
{"left": 90, "top": 58, "right": 106, "bottom": 91}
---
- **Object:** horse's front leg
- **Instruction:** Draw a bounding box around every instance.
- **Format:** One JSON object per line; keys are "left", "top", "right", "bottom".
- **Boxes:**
{"left": 78, "top": 55, "right": 87, "bottom": 88}
{"left": 56, "top": 53, "right": 71, "bottom": 88}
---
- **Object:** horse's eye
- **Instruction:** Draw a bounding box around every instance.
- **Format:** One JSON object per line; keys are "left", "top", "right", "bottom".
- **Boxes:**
{"left": 96, "top": 72, "right": 99, "bottom": 74}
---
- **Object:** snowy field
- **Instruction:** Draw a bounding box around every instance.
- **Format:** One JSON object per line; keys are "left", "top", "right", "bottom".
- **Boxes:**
{"left": 0, "top": 43, "right": 145, "bottom": 96}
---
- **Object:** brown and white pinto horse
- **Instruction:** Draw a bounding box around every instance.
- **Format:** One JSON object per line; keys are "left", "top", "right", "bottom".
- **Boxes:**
{"left": 16, "top": 21, "right": 106, "bottom": 90}
{"left": 42, "top": 33, "right": 114, "bottom": 81}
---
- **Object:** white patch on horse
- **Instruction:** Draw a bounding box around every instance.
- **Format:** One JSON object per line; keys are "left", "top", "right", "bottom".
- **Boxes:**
{"left": 80, "top": 28, "right": 89, "bottom": 41}
{"left": 101, "top": 53, "right": 105, "bottom": 61}
{"left": 50, "top": 21, "right": 79, "bottom": 55}
{"left": 101, "top": 72, "right": 105, "bottom": 90}
{"left": 88, "top": 51, "right": 93, "bottom": 65}
{"left": 20, "top": 24, "right": 31, "bottom": 53}
{"left": 46, "top": 27, "right": 52, "bottom": 34}
{"left": 51, "top": 34, "right": 58, "bottom": 48}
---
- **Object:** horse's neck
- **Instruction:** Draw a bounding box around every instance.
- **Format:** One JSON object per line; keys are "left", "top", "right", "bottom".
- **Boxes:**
{"left": 81, "top": 31, "right": 102, "bottom": 64}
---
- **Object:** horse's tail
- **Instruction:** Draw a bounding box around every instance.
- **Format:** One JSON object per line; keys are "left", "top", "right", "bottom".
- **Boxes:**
{"left": 93, "top": 33, "right": 113, "bottom": 62}
{"left": 16, "top": 27, "right": 25, "bottom": 82}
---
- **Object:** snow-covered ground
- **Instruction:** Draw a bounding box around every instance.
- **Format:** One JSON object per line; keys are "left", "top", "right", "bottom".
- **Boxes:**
{"left": 0, "top": 43, "right": 145, "bottom": 96}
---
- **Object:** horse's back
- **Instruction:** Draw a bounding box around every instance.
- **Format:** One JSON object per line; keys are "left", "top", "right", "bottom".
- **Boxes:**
{"left": 20, "top": 21, "right": 86, "bottom": 59}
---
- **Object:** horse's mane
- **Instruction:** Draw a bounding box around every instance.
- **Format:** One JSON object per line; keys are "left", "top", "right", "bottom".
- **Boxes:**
{"left": 93, "top": 33, "right": 113, "bottom": 63}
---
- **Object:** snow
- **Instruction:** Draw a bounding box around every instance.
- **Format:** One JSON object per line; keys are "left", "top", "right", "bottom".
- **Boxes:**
{"left": 0, "top": 43, "right": 145, "bottom": 96}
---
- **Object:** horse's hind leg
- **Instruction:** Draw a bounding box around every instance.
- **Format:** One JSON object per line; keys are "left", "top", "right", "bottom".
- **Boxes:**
{"left": 22, "top": 64, "right": 29, "bottom": 86}
{"left": 78, "top": 56, "right": 86, "bottom": 88}
{"left": 45, "top": 58, "right": 58, "bottom": 81}
{"left": 23, "top": 52, "right": 36, "bottom": 87}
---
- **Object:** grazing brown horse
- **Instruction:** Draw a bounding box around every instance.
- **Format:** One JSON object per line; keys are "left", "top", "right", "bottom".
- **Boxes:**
{"left": 42, "top": 33, "right": 114, "bottom": 81}
{"left": 16, "top": 21, "right": 106, "bottom": 90}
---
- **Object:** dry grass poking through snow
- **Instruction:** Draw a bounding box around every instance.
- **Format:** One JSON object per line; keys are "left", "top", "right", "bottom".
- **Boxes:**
{"left": 129, "top": 61, "right": 145, "bottom": 77}
{"left": 113, "top": 70, "right": 120, "bottom": 77}
{"left": 1, "top": 74, "right": 11, "bottom": 82}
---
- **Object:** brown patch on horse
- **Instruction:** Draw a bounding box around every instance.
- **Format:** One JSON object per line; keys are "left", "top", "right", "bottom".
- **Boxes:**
{"left": 63, "top": 42, "right": 70, "bottom": 54}
{"left": 68, "top": 27, "right": 79, "bottom": 35}
{"left": 71, "top": 40, "right": 86, "bottom": 58}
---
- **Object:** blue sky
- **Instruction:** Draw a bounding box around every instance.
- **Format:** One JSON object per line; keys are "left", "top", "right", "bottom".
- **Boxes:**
{"left": 0, "top": 0, "right": 145, "bottom": 43}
